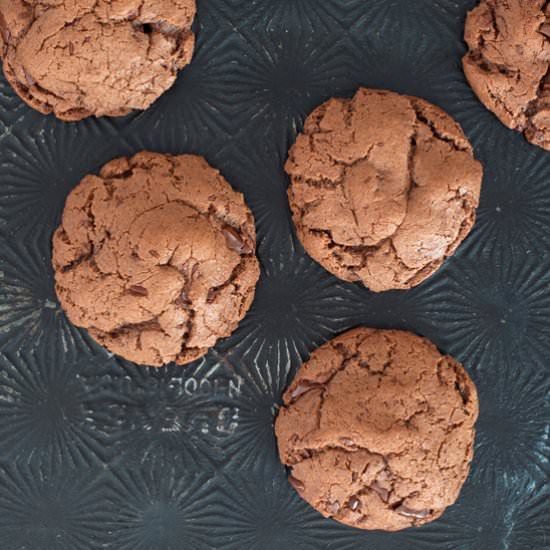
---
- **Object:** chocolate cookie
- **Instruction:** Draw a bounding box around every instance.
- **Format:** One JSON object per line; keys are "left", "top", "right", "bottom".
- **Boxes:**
{"left": 52, "top": 152, "right": 260, "bottom": 366}
{"left": 275, "top": 328, "right": 478, "bottom": 531}
{"left": 0, "top": 0, "right": 195, "bottom": 121}
{"left": 285, "top": 88, "right": 483, "bottom": 292}
{"left": 463, "top": 0, "right": 550, "bottom": 150}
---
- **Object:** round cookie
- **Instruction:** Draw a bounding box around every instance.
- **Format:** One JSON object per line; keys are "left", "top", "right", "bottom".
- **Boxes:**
{"left": 463, "top": 0, "right": 550, "bottom": 150}
{"left": 52, "top": 152, "right": 260, "bottom": 366}
{"left": 275, "top": 328, "right": 478, "bottom": 531}
{"left": 285, "top": 88, "right": 483, "bottom": 292}
{"left": 0, "top": 0, "right": 196, "bottom": 121}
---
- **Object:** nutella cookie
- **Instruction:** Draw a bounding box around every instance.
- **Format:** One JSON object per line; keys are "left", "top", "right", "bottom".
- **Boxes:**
{"left": 52, "top": 152, "right": 260, "bottom": 366}
{"left": 0, "top": 0, "right": 196, "bottom": 120}
{"left": 463, "top": 0, "right": 550, "bottom": 150}
{"left": 285, "top": 88, "right": 483, "bottom": 292}
{"left": 275, "top": 328, "right": 478, "bottom": 531}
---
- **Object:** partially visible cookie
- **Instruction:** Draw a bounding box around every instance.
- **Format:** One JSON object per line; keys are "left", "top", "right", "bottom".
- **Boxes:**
{"left": 275, "top": 328, "right": 479, "bottom": 531}
{"left": 285, "top": 88, "right": 483, "bottom": 292}
{"left": 0, "top": 0, "right": 196, "bottom": 120}
{"left": 463, "top": 0, "right": 550, "bottom": 150}
{"left": 52, "top": 152, "right": 260, "bottom": 366}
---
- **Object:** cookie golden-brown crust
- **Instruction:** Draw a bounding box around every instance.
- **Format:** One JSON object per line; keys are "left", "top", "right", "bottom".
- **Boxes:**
{"left": 463, "top": 0, "right": 550, "bottom": 150}
{"left": 285, "top": 88, "right": 483, "bottom": 292}
{"left": 275, "top": 328, "right": 479, "bottom": 531}
{"left": 0, "top": 0, "right": 196, "bottom": 120}
{"left": 52, "top": 152, "right": 260, "bottom": 366}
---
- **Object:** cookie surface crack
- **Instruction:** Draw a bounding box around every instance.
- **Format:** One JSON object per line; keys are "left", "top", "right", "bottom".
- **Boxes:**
{"left": 275, "top": 328, "right": 479, "bottom": 531}
{"left": 53, "top": 152, "right": 260, "bottom": 366}
{"left": 286, "top": 88, "right": 482, "bottom": 291}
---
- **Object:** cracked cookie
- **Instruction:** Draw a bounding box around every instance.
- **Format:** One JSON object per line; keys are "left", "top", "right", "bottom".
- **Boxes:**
{"left": 285, "top": 88, "right": 483, "bottom": 292}
{"left": 0, "top": 0, "right": 196, "bottom": 121}
{"left": 463, "top": 0, "right": 550, "bottom": 150}
{"left": 275, "top": 328, "right": 479, "bottom": 531}
{"left": 52, "top": 152, "right": 260, "bottom": 366}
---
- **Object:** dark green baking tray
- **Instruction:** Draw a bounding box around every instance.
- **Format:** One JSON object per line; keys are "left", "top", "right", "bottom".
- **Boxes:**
{"left": 0, "top": 1, "right": 549, "bottom": 548}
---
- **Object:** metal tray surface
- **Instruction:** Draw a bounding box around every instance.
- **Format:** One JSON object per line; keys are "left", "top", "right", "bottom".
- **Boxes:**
{"left": 0, "top": 1, "right": 549, "bottom": 549}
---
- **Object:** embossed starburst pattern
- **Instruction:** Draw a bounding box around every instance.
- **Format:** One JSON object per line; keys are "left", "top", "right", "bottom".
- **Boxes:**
{"left": 107, "top": 460, "right": 216, "bottom": 550}
{"left": 224, "top": 246, "right": 357, "bottom": 368}
{"left": 0, "top": 349, "right": 110, "bottom": 466}
{"left": 350, "top": 0, "right": 472, "bottom": 44}
{"left": 128, "top": 19, "right": 243, "bottom": 145}
{"left": 464, "top": 132, "right": 550, "bottom": 256}
{"left": 408, "top": 475, "right": 550, "bottom": 550}
{"left": 0, "top": 233, "right": 93, "bottom": 355}
{"left": 410, "top": 251, "right": 550, "bottom": 369}
{"left": 220, "top": 350, "right": 293, "bottom": 469}
{"left": 471, "top": 353, "right": 550, "bottom": 484}
{"left": 88, "top": 356, "right": 243, "bottom": 470}
{"left": 243, "top": 0, "right": 367, "bottom": 32}
{"left": 0, "top": 462, "right": 109, "bottom": 550}
{"left": 215, "top": 142, "right": 296, "bottom": 256}
{"left": 221, "top": 27, "right": 354, "bottom": 151}
{"left": 0, "top": 72, "right": 29, "bottom": 140}
{"left": 212, "top": 252, "right": 359, "bottom": 471}
{"left": 0, "top": 0, "right": 548, "bottom": 547}
{"left": 0, "top": 121, "right": 121, "bottom": 236}
{"left": 427, "top": 62, "right": 507, "bottom": 148}
{"left": 351, "top": 32, "right": 456, "bottom": 105}
{"left": 215, "top": 462, "right": 328, "bottom": 550}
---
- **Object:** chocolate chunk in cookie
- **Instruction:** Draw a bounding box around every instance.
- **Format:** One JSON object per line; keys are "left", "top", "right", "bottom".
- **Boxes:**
{"left": 52, "top": 152, "right": 260, "bottom": 366}
{"left": 285, "top": 88, "right": 483, "bottom": 292}
{"left": 463, "top": 0, "right": 550, "bottom": 150}
{"left": 275, "top": 328, "right": 479, "bottom": 531}
{"left": 0, "top": 0, "right": 196, "bottom": 120}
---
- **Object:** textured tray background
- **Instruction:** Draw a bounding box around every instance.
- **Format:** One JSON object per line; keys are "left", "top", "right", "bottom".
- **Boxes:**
{"left": 0, "top": 0, "right": 549, "bottom": 548}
